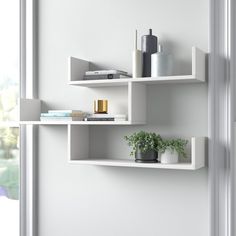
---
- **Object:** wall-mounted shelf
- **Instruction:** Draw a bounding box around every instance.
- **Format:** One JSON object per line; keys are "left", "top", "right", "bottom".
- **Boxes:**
{"left": 68, "top": 75, "right": 201, "bottom": 88}
{"left": 20, "top": 47, "right": 206, "bottom": 125}
{"left": 68, "top": 126, "right": 206, "bottom": 170}
{"left": 68, "top": 47, "right": 206, "bottom": 87}
{"left": 68, "top": 159, "right": 200, "bottom": 170}
{"left": 20, "top": 82, "right": 147, "bottom": 124}
{"left": 20, "top": 120, "right": 141, "bottom": 125}
{"left": 19, "top": 98, "right": 145, "bottom": 125}
{"left": 19, "top": 47, "right": 207, "bottom": 170}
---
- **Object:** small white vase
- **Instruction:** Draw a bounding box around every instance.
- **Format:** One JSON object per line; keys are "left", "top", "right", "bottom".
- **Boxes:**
{"left": 160, "top": 149, "right": 178, "bottom": 164}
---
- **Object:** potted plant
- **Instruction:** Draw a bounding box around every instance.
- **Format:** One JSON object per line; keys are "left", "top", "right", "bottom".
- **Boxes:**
{"left": 124, "top": 131, "right": 162, "bottom": 163}
{"left": 159, "top": 138, "right": 188, "bottom": 164}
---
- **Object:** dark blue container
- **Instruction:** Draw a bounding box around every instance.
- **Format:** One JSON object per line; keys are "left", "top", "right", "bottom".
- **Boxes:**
{"left": 141, "top": 29, "right": 158, "bottom": 77}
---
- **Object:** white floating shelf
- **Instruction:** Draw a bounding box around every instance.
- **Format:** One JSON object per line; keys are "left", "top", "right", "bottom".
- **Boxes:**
{"left": 20, "top": 120, "right": 143, "bottom": 125}
{"left": 68, "top": 47, "right": 206, "bottom": 87}
{"left": 17, "top": 47, "right": 207, "bottom": 171}
{"left": 20, "top": 82, "right": 146, "bottom": 125}
{"left": 20, "top": 47, "right": 206, "bottom": 126}
{"left": 68, "top": 75, "right": 200, "bottom": 87}
{"left": 68, "top": 124, "right": 206, "bottom": 170}
{"left": 19, "top": 98, "right": 144, "bottom": 125}
{"left": 68, "top": 159, "right": 200, "bottom": 170}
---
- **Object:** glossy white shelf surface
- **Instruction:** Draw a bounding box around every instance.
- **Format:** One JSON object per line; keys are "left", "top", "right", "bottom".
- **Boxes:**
{"left": 68, "top": 125, "right": 206, "bottom": 170}
{"left": 68, "top": 75, "right": 201, "bottom": 87}
{"left": 68, "top": 47, "right": 206, "bottom": 87}
{"left": 19, "top": 120, "right": 144, "bottom": 125}
{"left": 68, "top": 159, "right": 203, "bottom": 170}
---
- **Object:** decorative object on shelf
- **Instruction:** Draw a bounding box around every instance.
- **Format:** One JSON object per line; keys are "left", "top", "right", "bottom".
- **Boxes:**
{"left": 132, "top": 29, "right": 143, "bottom": 78}
{"left": 159, "top": 138, "right": 188, "bottom": 164}
{"left": 84, "top": 70, "right": 130, "bottom": 80}
{"left": 135, "top": 149, "right": 157, "bottom": 163}
{"left": 94, "top": 99, "right": 108, "bottom": 114}
{"left": 40, "top": 110, "right": 86, "bottom": 121}
{"left": 141, "top": 29, "right": 158, "bottom": 77}
{"left": 85, "top": 113, "right": 126, "bottom": 122}
{"left": 124, "top": 131, "right": 162, "bottom": 163}
{"left": 151, "top": 44, "right": 173, "bottom": 76}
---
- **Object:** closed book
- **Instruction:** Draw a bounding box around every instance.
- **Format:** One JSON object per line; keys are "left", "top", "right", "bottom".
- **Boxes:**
{"left": 85, "top": 70, "right": 128, "bottom": 76}
{"left": 41, "top": 113, "right": 71, "bottom": 117}
{"left": 85, "top": 117, "right": 115, "bottom": 121}
{"left": 48, "top": 110, "right": 83, "bottom": 113}
{"left": 48, "top": 110, "right": 85, "bottom": 116}
{"left": 88, "top": 114, "right": 126, "bottom": 119}
{"left": 88, "top": 114, "right": 114, "bottom": 118}
{"left": 114, "top": 118, "right": 126, "bottom": 121}
{"left": 41, "top": 112, "right": 85, "bottom": 117}
{"left": 40, "top": 116, "right": 83, "bottom": 121}
{"left": 83, "top": 74, "right": 121, "bottom": 80}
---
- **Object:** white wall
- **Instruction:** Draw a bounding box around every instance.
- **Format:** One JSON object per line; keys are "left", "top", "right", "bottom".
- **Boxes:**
{"left": 38, "top": 0, "right": 209, "bottom": 235}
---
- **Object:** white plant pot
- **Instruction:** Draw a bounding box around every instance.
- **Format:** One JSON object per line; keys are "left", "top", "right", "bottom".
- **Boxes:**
{"left": 160, "top": 149, "right": 179, "bottom": 164}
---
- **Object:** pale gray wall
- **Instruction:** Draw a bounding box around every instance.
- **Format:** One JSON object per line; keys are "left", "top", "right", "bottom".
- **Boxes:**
{"left": 38, "top": 0, "right": 209, "bottom": 236}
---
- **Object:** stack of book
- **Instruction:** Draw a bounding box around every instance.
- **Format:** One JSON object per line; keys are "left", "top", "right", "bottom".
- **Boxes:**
{"left": 84, "top": 114, "right": 126, "bottom": 122}
{"left": 40, "top": 110, "right": 86, "bottom": 121}
{"left": 83, "top": 70, "right": 131, "bottom": 80}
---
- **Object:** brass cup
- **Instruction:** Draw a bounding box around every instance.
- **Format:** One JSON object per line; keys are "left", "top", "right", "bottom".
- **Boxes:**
{"left": 94, "top": 100, "right": 108, "bottom": 114}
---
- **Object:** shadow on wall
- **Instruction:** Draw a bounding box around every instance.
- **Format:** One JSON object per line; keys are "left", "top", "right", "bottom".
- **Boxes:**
{"left": 146, "top": 83, "right": 207, "bottom": 131}
{"left": 160, "top": 39, "right": 192, "bottom": 75}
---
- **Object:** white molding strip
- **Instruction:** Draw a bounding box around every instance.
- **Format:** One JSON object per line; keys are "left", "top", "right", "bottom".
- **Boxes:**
{"left": 233, "top": 122, "right": 236, "bottom": 235}
{"left": 20, "top": 0, "right": 38, "bottom": 236}
{"left": 229, "top": 0, "right": 236, "bottom": 234}
{"left": 20, "top": 125, "right": 38, "bottom": 236}
{"left": 209, "top": 0, "right": 235, "bottom": 235}
{"left": 25, "top": 0, "right": 37, "bottom": 99}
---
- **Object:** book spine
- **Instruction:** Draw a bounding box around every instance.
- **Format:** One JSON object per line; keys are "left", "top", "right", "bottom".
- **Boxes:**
{"left": 83, "top": 74, "right": 120, "bottom": 80}
{"left": 114, "top": 119, "right": 126, "bottom": 122}
{"left": 41, "top": 113, "right": 71, "bottom": 117}
{"left": 48, "top": 110, "right": 82, "bottom": 113}
{"left": 40, "top": 117, "right": 83, "bottom": 121}
{"left": 85, "top": 118, "right": 115, "bottom": 121}
{"left": 85, "top": 70, "right": 128, "bottom": 76}
{"left": 46, "top": 112, "right": 85, "bottom": 116}
{"left": 88, "top": 115, "right": 126, "bottom": 119}
{"left": 40, "top": 117, "right": 71, "bottom": 121}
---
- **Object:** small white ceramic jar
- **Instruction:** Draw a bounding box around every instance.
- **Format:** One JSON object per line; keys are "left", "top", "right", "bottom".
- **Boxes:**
{"left": 160, "top": 149, "right": 178, "bottom": 164}
{"left": 151, "top": 44, "right": 173, "bottom": 77}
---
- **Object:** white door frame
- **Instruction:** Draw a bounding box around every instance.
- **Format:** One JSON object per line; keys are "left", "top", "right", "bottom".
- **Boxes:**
{"left": 209, "top": 0, "right": 235, "bottom": 235}
{"left": 20, "top": 0, "right": 38, "bottom": 236}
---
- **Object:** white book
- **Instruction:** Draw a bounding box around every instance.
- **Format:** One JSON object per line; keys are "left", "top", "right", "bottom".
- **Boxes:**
{"left": 85, "top": 70, "right": 128, "bottom": 76}
{"left": 48, "top": 110, "right": 83, "bottom": 113}
{"left": 40, "top": 116, "right": 83, "bottom": 121}
{"left": 114, "top": 118, "right": 126, "bottom": 121}
{"left": 88, "top": 114, "right": 114, "bottom": 118}
{"left": 88, "top": 114, "right": 126, "bottom": 119}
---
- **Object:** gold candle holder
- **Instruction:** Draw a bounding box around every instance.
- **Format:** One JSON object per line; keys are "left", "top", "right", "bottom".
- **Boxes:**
{"left": 94, "top": 100, "right": 108, "bottom": 114}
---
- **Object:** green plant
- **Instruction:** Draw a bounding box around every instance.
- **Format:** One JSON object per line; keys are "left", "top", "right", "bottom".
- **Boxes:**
{"left": 124, "top": 131, "right": 162, "bottom": 156}
{"left": 159, "top": 138, "right": 188, "bottom": 158}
